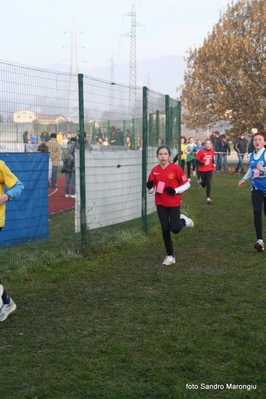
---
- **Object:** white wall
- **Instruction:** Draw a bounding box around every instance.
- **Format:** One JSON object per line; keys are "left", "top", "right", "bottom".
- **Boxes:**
{"left": 75, "top": 147, "right": 157, "bottom": 232}
{"left": 0, "top": 142, "right": 25, "bottom": 152}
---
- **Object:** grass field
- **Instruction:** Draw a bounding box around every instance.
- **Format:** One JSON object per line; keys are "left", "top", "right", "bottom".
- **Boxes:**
{"left": 1, "top": 172, "right": 266, "bottom": 399}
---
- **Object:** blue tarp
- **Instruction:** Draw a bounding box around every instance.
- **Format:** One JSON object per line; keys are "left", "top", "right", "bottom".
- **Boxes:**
{"left": 0, "top": 152, "right": 49, "bottom": 248}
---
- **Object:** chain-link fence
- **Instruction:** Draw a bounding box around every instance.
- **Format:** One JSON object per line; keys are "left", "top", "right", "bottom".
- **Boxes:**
{"left": 0, "top": 60, "right": 181, "bottom": 270}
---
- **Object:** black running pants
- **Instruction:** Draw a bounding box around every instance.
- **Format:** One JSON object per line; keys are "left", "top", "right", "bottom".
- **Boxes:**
{"left": 156, "top": 205, "right": 185, "bottom": 256}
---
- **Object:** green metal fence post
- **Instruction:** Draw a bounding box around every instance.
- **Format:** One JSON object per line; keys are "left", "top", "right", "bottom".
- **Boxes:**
{"left": 165, "top": 95, "right": 170, "bottom": 147}
{"left": 170, "top": 106, "right": 173, "bottom": 147}
{"left": 78, "top": 74, "right": 87, "bottom": 251}
{"left": 149, "top": 113, "right": 152, "bottom": 146}
{"left": 142, "top": 86, "right": 148, "bottom": 232}
{"left": 156, "top": 110, "right": 160, "bottom": 146}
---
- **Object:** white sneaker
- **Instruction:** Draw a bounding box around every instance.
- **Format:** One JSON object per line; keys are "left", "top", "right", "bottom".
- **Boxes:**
{"left": 70, "top": 194, "right": 76, "bottom": 198}
{"left": 65, "top": 194, "right": 70, "bottom": 198}
{"left": 162, "top": 255, "right": 176, "bottom": 265}
{"left": 206, "top": 197, "right": 212, "bottom": 204}
{"left": 0, "top": 298, "right": 17, "bottom": 322}
{"left": 0, "top": 284, "right": 3, "bottom": 308}
{"left": 180, "top": 214, "right": 194, "bottom": 228}
{"left": 254, "top": 239, "right": 264, "bottom": 251}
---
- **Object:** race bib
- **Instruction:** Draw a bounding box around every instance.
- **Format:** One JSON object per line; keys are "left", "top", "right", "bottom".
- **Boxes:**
{"left": 157, "top": 181, "right": 165, "bottom": 194}
{"left": 254, "top": 168, "right": 260, "bottom": 178}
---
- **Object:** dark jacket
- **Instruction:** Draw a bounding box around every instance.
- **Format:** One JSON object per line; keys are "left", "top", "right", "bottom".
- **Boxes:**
{"left": 234, "top": 137, "right": 248, "bottom": 154}
{"left": 213, "top": 136, "right": 222, "bottom": 152}
{"left": 220, "top": 136, "right": 231, "bottom": 154}
{"left": 75, "top": 139, "right": 93, "bottom": 151}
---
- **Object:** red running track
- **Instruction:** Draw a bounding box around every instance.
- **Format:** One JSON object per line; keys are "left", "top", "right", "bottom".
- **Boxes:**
{"left": 48, "top": 176, "right": 75, "bottom": 215}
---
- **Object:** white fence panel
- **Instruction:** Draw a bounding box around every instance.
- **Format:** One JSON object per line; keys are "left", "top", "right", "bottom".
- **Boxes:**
{"left": 75, "top": 148, "right": 157, "bottom": 232}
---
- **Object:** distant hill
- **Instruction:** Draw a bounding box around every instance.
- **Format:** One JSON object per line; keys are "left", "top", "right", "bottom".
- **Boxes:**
{"left": 45, "top": 54, "right": 187, "bottom": 99}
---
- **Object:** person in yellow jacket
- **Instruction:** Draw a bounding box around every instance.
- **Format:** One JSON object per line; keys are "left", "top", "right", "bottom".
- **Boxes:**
{"left": 0, "top": 160, "right": 24, "bottom": 322}
{"left": 180, "top": 136, "right": 187, "bottom": 171}
{"left": 56, "top": 131, "right": 63, "bottom": 145}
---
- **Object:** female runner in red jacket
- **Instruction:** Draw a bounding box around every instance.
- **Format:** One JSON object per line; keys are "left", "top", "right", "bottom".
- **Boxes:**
{"left": 195, "top": 139, "right": 216, "bottom": 204}
{"left": 147, "top": 145, "right": 194, "bottom": 266}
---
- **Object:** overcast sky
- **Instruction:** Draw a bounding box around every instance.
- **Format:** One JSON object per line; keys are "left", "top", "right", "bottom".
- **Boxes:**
{"left": 0, "top": 0, "right": 230, "bottom": 71}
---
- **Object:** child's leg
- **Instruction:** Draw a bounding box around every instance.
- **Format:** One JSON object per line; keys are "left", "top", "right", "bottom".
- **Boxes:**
{"left": 187, "top": 161, "right": 191, "bottom": 178}
{"left": 0, "top": 281, "right": 11, "bottom": 305}
{"left": 169, "top": 206, "right": 184, "bottom": 234}
{"left": 205, "top": 171, "right": 213, "bottom": 198}
{"left": 0, "top": 283, "right": 3, "bottom": 308}
{"left": 252, "top": 190, "right": 264, "bottom": 239}
{"left": 157, "top": 206, "right": 173, "bottom": 256}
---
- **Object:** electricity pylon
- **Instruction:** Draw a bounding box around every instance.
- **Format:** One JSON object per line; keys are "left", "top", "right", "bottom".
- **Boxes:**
{"left": 64, "top": 20, "right": 81, "bottom": 122}
{"left": 124, "top": 1, "right": 141, "bottom": 118}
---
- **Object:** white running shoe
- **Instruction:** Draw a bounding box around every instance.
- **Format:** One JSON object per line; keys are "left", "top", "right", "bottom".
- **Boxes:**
{"left": 70, "top": 194, "right": 76, "bottom": 198}
{"left": 254, "top": 239, "right": 264, "bottom": 252}
{"left": 65, "top": 194, "right": 70, "bottom": 198}
{"left": 0, "top": 298, "right": 17, "bottom": 322}
{"left": 162, "top": 255, "right": 176, "bottom": 265}
{"left": 0, "top": 284, "right": 3, "bottom": 309}
{"left": 180, "top": 214, "right": 194, "bottom": 228}
{"left": 206, "top": 197, "right": 212, "bottom": 204}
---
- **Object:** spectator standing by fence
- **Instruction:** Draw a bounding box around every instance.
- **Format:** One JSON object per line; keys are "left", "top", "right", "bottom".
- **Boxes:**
{"left": 38, "top": 143, "right": 52, "bottom": 187}
{"left": 76, "top": 132, "right": 93, "bottom": 151}
{"left": 213, "top": 131, "right": 222, "bottom": 172}
{"left": 56, "top": 131, "right": 63, "bottom": 145}
{"left": 63, "top": 138, "right": 76, "bottom": 199}
{"left": 116, "top": 128, "right": 124, "bottom": 146}
{"left": 23, "top": 131, "right": 28, "bottom": 144}
{"left": 103, "top": 137, "right": 109, "bottom": 146}
{"left": 234, "top": 133, "right": 248, "bottom": 173}
{"left": 46, "top": 133, "right": 61, "bottom": 188}
{"left": 125, "top": 136, "right": 132, "bottom": 149}
{"left": 110, "top": 127, "right": 117, "bottom": 145}
{"left": 40, "top": 131, "right": 49, "bottom": 143}
{"left": 31, "top": 133, "right": 37, "bottom": 144}
{"left": 0, "top": 161, "right": 24, "bottom": 321}
{"left": 62, "top": 134, "right": 68, "bottom": 146}
{"left": 146, "top": 145, "right": 194, "bottom": 266}
{"left": 220, "top": 134, "right": 231, "bottom": 173}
